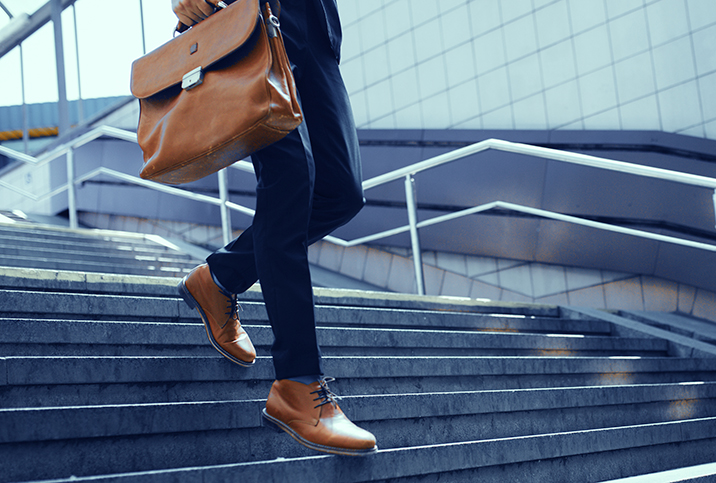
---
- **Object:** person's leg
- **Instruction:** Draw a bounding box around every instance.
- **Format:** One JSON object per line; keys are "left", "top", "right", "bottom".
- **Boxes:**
{"left": 207, "top": 0, "right": 364, "bottom": 380}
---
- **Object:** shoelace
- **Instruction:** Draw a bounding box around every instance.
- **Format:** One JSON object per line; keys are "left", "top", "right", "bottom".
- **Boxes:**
{"left": 220, "top": 292, "right": 241, "bottom": 329}
{"left": 311, "top": 377, "right": 339, "bottom": 409}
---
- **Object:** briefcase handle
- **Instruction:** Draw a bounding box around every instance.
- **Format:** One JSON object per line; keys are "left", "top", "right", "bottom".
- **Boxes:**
{"left": 175, "top": 0, "right": 229, "bottom": 35}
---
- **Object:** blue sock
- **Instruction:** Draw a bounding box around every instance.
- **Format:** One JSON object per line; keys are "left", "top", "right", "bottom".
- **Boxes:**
{"left": 286, "top": 374, "right": 321, "bottom": 385}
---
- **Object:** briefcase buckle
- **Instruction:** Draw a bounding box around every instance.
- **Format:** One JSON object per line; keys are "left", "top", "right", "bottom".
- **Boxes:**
{"left": 182, "top": 66, "right": 204, "bottom": 90}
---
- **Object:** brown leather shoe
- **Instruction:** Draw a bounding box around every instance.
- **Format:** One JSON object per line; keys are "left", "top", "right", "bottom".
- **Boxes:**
{"left": 178, "top": 264, "right": 256, "bottom": 367}
{"left": 262, "top": 378, "right": 377, "bottom": 456}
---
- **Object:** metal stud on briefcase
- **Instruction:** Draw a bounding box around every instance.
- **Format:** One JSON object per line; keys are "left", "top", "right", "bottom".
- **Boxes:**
{"left": 130, "top": 0, "right": 302, "bottom": 185}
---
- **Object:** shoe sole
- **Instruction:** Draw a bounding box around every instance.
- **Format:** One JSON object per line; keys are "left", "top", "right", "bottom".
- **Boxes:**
{"left": 178, "top": 276, "right": 255, "bottom": 368}
{"left": 261, "top": 408, "right": 378, "bottom": 457}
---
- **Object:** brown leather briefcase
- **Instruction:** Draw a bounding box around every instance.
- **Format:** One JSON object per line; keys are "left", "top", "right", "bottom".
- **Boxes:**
{"left": 130, "top": 0, "right": 302, "bottom": 185}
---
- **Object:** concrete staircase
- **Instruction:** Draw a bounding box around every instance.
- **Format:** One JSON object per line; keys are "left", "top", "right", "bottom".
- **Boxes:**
{"left": 1, "top": 268, "right": 716, "bottom": 482}
{"left": 0, "top": 221, "right": 202, "bottom": 277}
{"left": 1, "top": 223, "right": 716, "bottom": 482}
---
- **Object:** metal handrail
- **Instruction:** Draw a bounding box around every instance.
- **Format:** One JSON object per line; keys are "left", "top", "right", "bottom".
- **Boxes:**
{"left": 2, "top": 124, "right": 716, "bottom": 295}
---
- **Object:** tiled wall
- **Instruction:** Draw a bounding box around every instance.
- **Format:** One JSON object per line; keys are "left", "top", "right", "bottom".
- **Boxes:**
{"left": 308, "top": 239, "right": 716, "bottom": 323}
{"left": 337, "top": 0, "right": 716, "bottom": 139}
{"left": 81, "top": 213, "right": 715, "bottom": 323}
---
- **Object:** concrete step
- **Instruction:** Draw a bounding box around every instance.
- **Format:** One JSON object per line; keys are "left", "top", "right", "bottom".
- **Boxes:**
{"left": 3, "top": 355, "right": 714, "bottom": 393}
{"left": 0, "top": 318, "right": 668, "bottom": 357}
{"left": 0, "top": 289, "right": 606, "bottom": 338}
{"left": 0, "top": 255, "right": 195, "bottom": 276}
{"left": 2, "top": 417, "right": 715, "bottom": 483}
{"left": 0, "top": 232, "right": 190, "bottom": 256}
{"left": 3, "top": 382, "right": 714, "bottom": 445}
{"left": 0, "top": 243, "right": 197, "bottom": 265}
{"left": 0, "top": 251, "right": 197, "bottom": 272}
{"left": 0, "top": 224, "right": 171, "bottom": 248}
{"left": 599, "top": 462, "right": 716, "bottom": 482}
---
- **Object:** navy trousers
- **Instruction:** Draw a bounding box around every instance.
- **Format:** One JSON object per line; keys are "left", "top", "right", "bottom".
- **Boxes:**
{"left": 206, "top": 0, "right": 364, "bottom": 380}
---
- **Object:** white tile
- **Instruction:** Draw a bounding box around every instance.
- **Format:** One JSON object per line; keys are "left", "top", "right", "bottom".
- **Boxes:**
{"left": 503, "top": 15, "right": 538, "bottom": 61}
{"left": 422, "top": 251, "right": 437, "bottom": 266}
{"left": 687, "top": 0, "right": 716, "bottom": 30}
{"left": 544, "top": 80, "right": 581, "bottom": 127}
{"left": 498, "top": 264, "right": 534, "bottom": 297}
{"left": 478, "top": 66, "right": 511, "bottom": 112}
{"left": 440, "top": 3, "right": 472, "bottom": 51}
{"left": 387, "top": 32, "right": 416, "bottom": 74}
{"left": 567, "top": 0, "right": 607, "bottom": 34}
{"left": 438, "top": 0, "right": 468, "bottom": 13}
{"left": 706, "top": 119, "right": 716, "bottom": 138}
{"left": 358, "top": 13, "right": 387, "bottom": 52}
{"left": 507, "top": 54, "right": 543, "bottom": 100}
{"left": 452, "top": 115, "right": 483, "bottom": 130}
{"left": 473, "top": 30, "right": 507, "bottom": 75}
{"left": 540, "top": 39, "right": 577, "bottom": 88}
{"left": 480, "top": 105, "right": 514, "bottom": 129}
{"left": 582, "top": 107, "right": 621, "bottom": 130}
{"left": 496, "top": 259, "right": 523, "bottom": 271}
{"left": 412, "top": 18, "right": 444, "bottom": 63}
{"left": 676, "top": 124, "right": 706, "bottom": 137}
{"left": 500, "top": 0, "right": 534, "bottom": 23}
{"left": 580, "top": 65, "right": 618, "bottom": 116}
{"left": 512, "top": 93, "right": 548, "bottom": 129}
{"left": 693, "top": 24, "right": 716, "bottom": 76}
{"left": 573, "top": 28, "right": 613, "bottom": 75}
{"left": 466, "top": 255, "right": 499, "bottom": 277}
{"left": 619, "top": 96, "right": 662, "bottom": 130}
{"left": 646, "top": 0, "right": 691, "bottom": 46}
{"left": 565, "top": 266, "right": 603, "bottom": 291}
{"left": 366, "top": 114, "right": 396, "bottom": 129}
{"left": 420, "top": 92, "right": 452, "bottom": 128}
{"left": 601, "top": 269, "right": 633, "bottom": 283}
{"left": 652, "top": 37, "right": 696, "bottom": 90}
{"left": 394, "top": 103, "right": 424, "bottom": 129}
{"left": 468, "top": 0, "right": 502, "bottom": 36}
{"left": 436, "top": 252, "right": 468, "bottom": 275}
{"left": 341, "top": 38, "right": 361, "bottom": 65}
{"left": 390, "top": 67, "right": 421, "bottom": 110}
{"left": 531, "top": 263, "right": 568, "bottom": 298}
{"left": 535, "top": 1, "right": 571, "bottom": 47}
{"left": 381, "top": 0, "right": 412, "bottom": 38}
{"left": 409, "top": 0, "right": 440, "bottom": 26}
{"left": 700, "top": 72, "right": 716, "bottom": 123}
{"left": 357, "top": 0, "right": 384, "bottom": 18}
{"left": 658, "top": 81, "right": 703, "bottom": 132}
{"left": 366, "top": 79, "right": 395, "bottom": 120}
{"left": 447, "top": 80, "right": 481, "bottom": 127}
{"left": 349, "top": 89, "right": 370, "bottom": 127}
{"left": 604, "top": 0, "right": 645, "bottom": 19}
{"left": 340, "top": 58, "right": 364, "bottom": 94}
{"left": 609, "top": 9, "right": 650, "bottom": 62}
{"left": 336, "top": 0, "right": 359, "bottom": 24}
{"left": 417, "top": 56, "right": 448, "bottom": 98}
{"left": 533, "top": 0, "right": 558, "bottom": 8}
{"left": 444, "top": 43, "right": 478, "bottom": 88}
{"left": 441, "top": 272, "right": 472, "bottom": 297}
{"left": 475, "top": 270, "right": 500, "bottom": 286}
{"left": 614, "top": 52, "right": 657, "bottom": 103}
{"left": 362, "top": 47, "right": 391, "bottom": 86}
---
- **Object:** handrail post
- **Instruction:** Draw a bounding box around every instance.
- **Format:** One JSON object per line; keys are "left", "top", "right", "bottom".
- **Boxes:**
{"left": 405, "top": 174, "right": 426, "bottom": 295}
{"left": 713, "top": 189, "right": 716, "bottom": 228}
{"left": 66, "top": 147, "right": 78, "bottom": 229}
{"left": 218, "top": 168, "right": 232, "bottom": 245}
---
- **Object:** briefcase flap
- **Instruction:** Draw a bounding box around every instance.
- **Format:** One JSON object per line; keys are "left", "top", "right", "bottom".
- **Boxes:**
{"left": 130, "top": 0, "right": 260, "bottom": 100}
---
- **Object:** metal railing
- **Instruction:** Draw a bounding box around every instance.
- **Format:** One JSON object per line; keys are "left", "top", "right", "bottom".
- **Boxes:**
{"left": 2, "top": 126, "right": 716, "bottom": 295}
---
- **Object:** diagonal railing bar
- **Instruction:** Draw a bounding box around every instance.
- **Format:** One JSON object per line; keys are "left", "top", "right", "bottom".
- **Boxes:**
{"left": 2, "top": 125, "right": 716, "bottom": 294}
{"left": 361, "top": 138, "right": 716, "bottom": 190}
